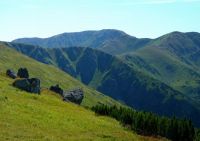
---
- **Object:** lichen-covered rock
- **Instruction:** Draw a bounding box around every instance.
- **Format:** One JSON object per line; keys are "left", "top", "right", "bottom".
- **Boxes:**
{"left": 13, "top": 78, "right": 40, "bottom": 94}
{"left": 63, "top": 88, "right": 84, "bottom": 104}
{"left": 17, "top": 68, "right": 29, "bottom": 78}
{"left": 49, "top": 84, "right": 63, "bottom": 95}
{"left": 6, "top": 69, "right": 17, "bottom": 79}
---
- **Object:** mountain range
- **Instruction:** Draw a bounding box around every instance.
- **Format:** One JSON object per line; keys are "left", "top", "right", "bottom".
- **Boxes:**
{"left": 8, "top": 30, "right": 200, "bottom": 126}
{"left": 13, "top": 30, "right": 200, "bottom": 101}
{"left": 13, "top": 29, "right": 150, "bottom": 55}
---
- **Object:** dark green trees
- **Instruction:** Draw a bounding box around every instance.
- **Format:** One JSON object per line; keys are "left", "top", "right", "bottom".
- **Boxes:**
{"left": 92, "top": 104, "right": 196, "bottom": 141}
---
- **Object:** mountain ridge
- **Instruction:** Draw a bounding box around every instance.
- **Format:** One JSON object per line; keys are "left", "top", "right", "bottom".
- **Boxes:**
{"left": 12, "top": 29, "right": 151, "bottom": 55}
{"left": 6, "top": 41, "right": 200, "bottom": 126}
{"left": 10, "top": 30, "right": 200, "bottom": 126}
{"left": 121, "top": 31, "right": 200, "bottom": 100}
{"left": 13, "top": 29, "right": 200, "bottom": 56}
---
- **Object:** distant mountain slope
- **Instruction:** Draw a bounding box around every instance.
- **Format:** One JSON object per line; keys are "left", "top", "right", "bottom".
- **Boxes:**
{"left": 121, "top": 32, "right": 200, "bottom": 103}
{"left": 0, "top": 42, "right": 121, "bottom": 107}
{"left": 7, "top": 42, "right": 200, "bottom": 126}
{"left": 12, "top": 29, "right": 150, "bottom": 55}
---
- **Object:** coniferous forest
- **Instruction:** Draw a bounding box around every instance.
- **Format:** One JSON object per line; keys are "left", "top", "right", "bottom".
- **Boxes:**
{"left": 92, "top": 104, "right": 200, "bottom": 141}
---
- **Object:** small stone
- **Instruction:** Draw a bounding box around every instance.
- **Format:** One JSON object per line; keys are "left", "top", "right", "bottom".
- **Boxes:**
{"left": 49, "top": 84, "right": 63, "bottom": 95}
{"left": 6, "top": 69, "right": 17, "bottom": 79}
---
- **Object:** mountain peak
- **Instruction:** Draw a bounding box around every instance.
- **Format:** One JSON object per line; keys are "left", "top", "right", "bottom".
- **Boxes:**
{"left": 12, "top": 29, "right": 145, "bottom": 54}
{"left": 97, "top": 29, "right": 128, "bottom": 35}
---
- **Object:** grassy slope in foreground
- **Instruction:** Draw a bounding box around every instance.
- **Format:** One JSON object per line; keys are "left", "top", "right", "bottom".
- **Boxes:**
{"left": 0, "top": 42, "right": 120, "bottom": 107}
{"left": 0, "top": 74, "right": 166, "bottom": 141}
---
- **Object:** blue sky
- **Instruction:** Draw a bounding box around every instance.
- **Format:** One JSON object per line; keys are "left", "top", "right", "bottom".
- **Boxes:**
{"left": 0, "top": 0, "right": 200, "bottom": 41}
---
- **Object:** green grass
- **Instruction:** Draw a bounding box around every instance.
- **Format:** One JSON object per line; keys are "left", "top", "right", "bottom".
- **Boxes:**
{"left": 0, "top": 70, "right": 167, "bottom": 141}
{"left": 0, "top": 43, "right": 120, "bottom": 107}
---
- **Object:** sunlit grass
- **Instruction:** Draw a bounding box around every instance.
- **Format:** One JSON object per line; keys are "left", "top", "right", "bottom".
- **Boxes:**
{"left": 0, "top": 74, "right": 164, "bottom": 141}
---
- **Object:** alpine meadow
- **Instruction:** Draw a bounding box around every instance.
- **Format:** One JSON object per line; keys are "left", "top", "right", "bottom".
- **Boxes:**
{"left": 1, "top": 0, "right": 200, "bottom": 141}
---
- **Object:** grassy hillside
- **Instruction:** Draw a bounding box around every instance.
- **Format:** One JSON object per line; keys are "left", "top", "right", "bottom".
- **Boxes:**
{"left": 122, "top": 32, "right": 200, "bottom": 104}
{"left": 0, "top": 74, "right": 166, "bottom": 141}
{"left": 0, "top": 42, "right": 120, "bottom": 107}
{"left": 7, "top": 42, "right": 200, "bottom": 127}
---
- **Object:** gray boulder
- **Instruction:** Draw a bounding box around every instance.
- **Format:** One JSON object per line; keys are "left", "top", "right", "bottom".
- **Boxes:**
{"left": 13, "top": 78, "right": 40, "bottom": 94}
{"left": 6, "top": 69, "right": 17, "bottom": 79}
{"left": 63, "top": 88, "right": 84, "bottom": 104}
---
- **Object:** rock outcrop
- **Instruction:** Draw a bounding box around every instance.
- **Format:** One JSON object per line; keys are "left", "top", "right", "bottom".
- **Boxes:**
{"left": 13, "top": 78, "right": 40, "bottom": 94}
{"left": 6, "top": 69, "right": 17, "bottom": 79}
{"left": 49, "top": 84, "right": 63, "bottom": 95}
{"left": 63, "top": 88, "right": 84, "bottom": 104}
{"left": 17, "top": 68, "right": 29, "bottom": 78}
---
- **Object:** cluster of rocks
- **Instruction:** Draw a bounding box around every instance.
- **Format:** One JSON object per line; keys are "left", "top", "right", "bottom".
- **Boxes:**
{"left": 6, "top": 68, "right": 29, "bottom": 79}
{"left": 49, "top": 84, "right": 84, "bottom": 105}
{"left": 6, "top": 68, "right": 41, "bottom": 94}
{"left": 6, "top": 68, "right": 84, "bottom": 104}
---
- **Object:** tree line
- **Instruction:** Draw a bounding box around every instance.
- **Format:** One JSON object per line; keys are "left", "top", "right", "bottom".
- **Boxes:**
{"left": 92, "top": 104, "right": 200, "bottom": 141}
